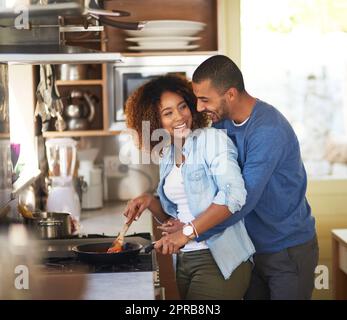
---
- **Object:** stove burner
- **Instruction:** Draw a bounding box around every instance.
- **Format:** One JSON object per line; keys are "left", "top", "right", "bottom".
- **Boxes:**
{"left": 39, "top": 233, "right": 155, "bottom": 273}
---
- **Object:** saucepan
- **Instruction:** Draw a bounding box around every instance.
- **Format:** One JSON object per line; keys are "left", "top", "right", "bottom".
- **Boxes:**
{"left": 36, "top": 212, "right": 73, "bottom": 239}
{"left": 19, "top": 206, "right": 74, "bottom": 239}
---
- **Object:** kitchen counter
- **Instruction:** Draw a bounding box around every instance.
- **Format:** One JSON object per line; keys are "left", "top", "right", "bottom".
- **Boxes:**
{"left": 80, "top": 201, "right": 153, "bottom": 236}
{"left": 332, "top": 229, "right": 347, "bottom": 245}
{"left": 81, "top": 272, "right": 155, "bottom": 300}
{"left": 33, "top": 271, "right": 156, "bottom": 300}
{"left": 331, "top": 229, "right": 347, "bottom": 300}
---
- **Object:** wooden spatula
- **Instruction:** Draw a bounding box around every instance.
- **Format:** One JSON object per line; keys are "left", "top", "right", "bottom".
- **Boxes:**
{"left": 107, "top": 221, "right": 131, "bottom": 253}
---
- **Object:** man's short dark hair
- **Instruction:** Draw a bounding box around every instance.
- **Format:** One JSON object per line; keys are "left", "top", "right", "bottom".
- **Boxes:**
{"left": 192, "top": 55, "right": 245, "bottom": 93}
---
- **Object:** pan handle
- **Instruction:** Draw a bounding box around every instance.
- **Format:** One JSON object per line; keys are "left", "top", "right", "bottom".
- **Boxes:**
{"left": 144, "top": 242, "right": 155, "bottom": 253}
{"left": 87, "top": 8, "right": 130, "bottom": 17}
{"left": 99, "top": 17, "right": 147, "bottom": 30}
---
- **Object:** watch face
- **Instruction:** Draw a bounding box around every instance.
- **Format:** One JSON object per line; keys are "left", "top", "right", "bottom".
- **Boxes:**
{"left": 183, "top": 225, "right": 194, "bottom": 236}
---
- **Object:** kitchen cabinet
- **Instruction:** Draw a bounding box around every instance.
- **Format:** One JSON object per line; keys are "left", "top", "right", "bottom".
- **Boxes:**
{"left": 104, "top": 0, "right": 220, "bottom": 53}
{"left": 331, "top": 229, "right": 347, "bottom": 300}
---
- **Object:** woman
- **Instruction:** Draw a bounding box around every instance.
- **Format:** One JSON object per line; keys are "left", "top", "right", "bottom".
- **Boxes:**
{"left": 124, "top": 75, "right": 255, "bottom": 300}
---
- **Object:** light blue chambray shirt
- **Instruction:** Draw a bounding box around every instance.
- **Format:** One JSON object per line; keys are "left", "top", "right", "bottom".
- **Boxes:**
{"left": 156, "top": 127, "right": 255, "bottom": 279}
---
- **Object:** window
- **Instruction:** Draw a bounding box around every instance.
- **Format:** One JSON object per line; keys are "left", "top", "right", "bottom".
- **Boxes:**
{"left": 241, "top": 0, "right": 347, "bottom": 177}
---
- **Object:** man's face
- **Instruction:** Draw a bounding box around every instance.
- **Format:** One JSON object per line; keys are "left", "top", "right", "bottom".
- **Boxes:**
{"left": 192, "top": 79, "right": 230, "bottom": 123}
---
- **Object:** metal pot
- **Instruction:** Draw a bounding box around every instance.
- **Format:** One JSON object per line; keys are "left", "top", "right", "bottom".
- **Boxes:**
{"left": 32, "top": 212, "right": 73, "bottom": 239}
{"left": 56, "top": 64, "right": 88, "bottom": 81}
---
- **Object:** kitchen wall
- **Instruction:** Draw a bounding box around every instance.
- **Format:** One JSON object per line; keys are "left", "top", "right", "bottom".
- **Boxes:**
{"left": 219, "top": 0, "right": 241, "bottom": 66}
{"left": 77, "top": 135, "right": 159, "bottom": 202}
{"left": 240, "top": 0, "right": 347, "bottom": 179}
{"left": 307, "top": 179, "right": 347, "bottom": 300}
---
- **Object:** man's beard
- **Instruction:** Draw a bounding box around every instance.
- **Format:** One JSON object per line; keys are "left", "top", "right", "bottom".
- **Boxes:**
{"left": 217, "top": 98, "right": 229, "bottom": 120}
{"left": 204, "top": 98, "right": 229, "bottom": 123}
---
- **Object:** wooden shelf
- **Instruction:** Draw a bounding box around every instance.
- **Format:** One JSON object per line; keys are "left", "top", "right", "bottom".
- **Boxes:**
{"left": 56, "top": 79, "right": 103, "bottom": 86}
{"left": 42, "top": 130, "right": 122, "bottom": 138}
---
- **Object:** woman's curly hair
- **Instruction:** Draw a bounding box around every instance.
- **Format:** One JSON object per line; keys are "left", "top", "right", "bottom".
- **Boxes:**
{"left": 125, "top": 74, "right": 209, "bottom": 152}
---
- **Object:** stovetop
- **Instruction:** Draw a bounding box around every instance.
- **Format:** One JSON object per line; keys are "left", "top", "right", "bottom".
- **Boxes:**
{"left": 38, "top": 233, "right": 156, "bottom": 274}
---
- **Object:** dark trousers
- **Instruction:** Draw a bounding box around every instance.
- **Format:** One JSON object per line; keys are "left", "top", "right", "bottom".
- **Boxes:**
{"left": 244, "top": 235, "right": 319, "bottom": 300}
{"left": 176, "top": 249, "right": 252, "bottom": 300}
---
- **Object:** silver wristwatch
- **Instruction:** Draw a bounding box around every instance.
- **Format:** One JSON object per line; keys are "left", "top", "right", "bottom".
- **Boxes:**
{"left": 182, "top": 223, "right": 195, "bottom": 240}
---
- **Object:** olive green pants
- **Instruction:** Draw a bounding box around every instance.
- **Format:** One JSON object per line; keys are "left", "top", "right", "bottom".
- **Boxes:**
{"left": 176, "top": 249, "right": 252, "bottom": 300}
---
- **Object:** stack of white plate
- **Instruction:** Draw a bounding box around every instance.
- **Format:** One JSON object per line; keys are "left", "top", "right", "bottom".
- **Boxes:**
{"left": 124, "top": 20, "right": 206, "bottom": 51}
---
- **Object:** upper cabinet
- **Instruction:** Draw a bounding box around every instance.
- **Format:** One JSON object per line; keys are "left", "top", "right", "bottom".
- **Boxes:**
{"left": 40, "top": 21, "right": 117, "bottom": 138}
{"left": 103, "top": 0, "right": 220, "bottom": 54}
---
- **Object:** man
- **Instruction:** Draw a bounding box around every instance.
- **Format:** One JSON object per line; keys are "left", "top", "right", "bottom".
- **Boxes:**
{"left": 191, "top": 55, "right": 319, "bottom": 300}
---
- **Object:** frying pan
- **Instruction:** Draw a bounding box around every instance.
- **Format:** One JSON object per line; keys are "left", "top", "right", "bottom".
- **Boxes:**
{"left": 87, "top": 0, "right": 146, "bottom": 31}
{"left": 72, "top": 241, "right": 144, "bottom": 264}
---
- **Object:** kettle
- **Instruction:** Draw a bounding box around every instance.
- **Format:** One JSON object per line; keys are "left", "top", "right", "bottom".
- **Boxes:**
{"left": 64, "top": 90, "right": 96, "bottom": 131}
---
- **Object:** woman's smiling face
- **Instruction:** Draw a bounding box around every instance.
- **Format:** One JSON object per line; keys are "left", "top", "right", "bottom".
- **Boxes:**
{"left": 159, "top": 91, "right": 193, "bottom": 139}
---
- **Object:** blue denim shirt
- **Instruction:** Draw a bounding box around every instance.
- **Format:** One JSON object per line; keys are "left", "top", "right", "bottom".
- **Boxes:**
{"left": 156, "top": 127, "right": 255, "bottom": 279}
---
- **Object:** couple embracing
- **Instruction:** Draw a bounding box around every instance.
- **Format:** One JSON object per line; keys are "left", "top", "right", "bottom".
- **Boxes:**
{"left": 121, "top": 55, "right": 318, "bottom": 300}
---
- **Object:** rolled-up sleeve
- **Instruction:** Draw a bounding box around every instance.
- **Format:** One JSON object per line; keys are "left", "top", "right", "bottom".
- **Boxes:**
{"left": 205, "top": 129, "right": 247, "bottom": 214}
{"left": 197, "top": 126, "right": 286, "bottom": 242}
